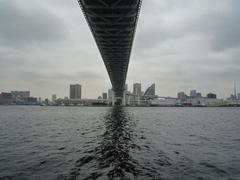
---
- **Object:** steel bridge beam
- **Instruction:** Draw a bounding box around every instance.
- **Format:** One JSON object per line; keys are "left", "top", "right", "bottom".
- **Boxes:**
{"left": 78, "top": 0, "right": 142, "bottom": 98}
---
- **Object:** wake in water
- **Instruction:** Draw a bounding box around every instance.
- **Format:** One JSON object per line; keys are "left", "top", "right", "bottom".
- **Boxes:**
{"left": 68, "top": 106, "right": 137, "bottom": 179}
{"left": 67, "top": 106, "right": 162, "bottom": 179}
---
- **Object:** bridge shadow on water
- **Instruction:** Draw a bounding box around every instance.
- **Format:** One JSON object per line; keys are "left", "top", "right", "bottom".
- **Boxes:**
{"left": 67, "top": 106, "right": 142, "bottom": 180}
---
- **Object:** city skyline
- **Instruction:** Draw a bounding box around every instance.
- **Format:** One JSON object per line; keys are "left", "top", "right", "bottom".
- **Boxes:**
{"left": 1, "top": 0, "right": 240, "bottom": 99}
{"left": 1, "top": 82, "right": 240, "bottom": 107}
{"left": 1, "top": 82, "right": 239, "bottom": 101}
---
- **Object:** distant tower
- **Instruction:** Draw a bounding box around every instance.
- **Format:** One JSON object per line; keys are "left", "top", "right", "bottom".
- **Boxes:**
{"left": 133, "top": 83, "right": 141, "bottom": 95}
{"left": 52, "top": 94, "right": 57, "bottom": 102}
{"left": 190, "top": 90, "right": 197, "bottom": 98}
{"left": 234, "top": 82, "right": 237, "bottom": 99}
{"left": 102, "top": 93, "right": 107, "bottom": 100}
{"left": 70, "top": 84, "right": 82, "bottom": 99}
{"left": 108, "top": 89, "right": 113, "bottom": 100}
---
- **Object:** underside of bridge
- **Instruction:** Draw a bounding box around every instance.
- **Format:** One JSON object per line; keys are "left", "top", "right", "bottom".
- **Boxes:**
{"left": 78, "top": 0, "right": 142, "bottom": 100}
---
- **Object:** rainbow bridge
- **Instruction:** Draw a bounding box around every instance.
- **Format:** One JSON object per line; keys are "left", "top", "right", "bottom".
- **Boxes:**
{"left": 77, "top": 0, "right": 142, "bottom": 105}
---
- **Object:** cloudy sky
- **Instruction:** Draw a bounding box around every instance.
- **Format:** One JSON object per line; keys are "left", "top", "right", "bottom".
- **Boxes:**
{"left": 0, "top": 0, "right": 240, "bottom": 99}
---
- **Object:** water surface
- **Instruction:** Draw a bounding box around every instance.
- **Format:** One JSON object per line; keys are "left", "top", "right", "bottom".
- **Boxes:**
{"left": 0, "top": 106, "right": 239, "bottom": 179}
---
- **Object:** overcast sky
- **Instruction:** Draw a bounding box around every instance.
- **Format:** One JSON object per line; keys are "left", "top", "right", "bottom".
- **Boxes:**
{"left": 0, "top": 0, "right": 240, "bottom": 99}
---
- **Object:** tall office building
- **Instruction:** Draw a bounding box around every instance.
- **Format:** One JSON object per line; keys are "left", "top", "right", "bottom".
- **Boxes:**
{"left": 177, "top": 92, "right": 187, "bottom": 100}
{"left": 0, "top": 92, "right": 13, "bottom": 105}
{"left": 102, "top": 93, "right": 107, "bottom": 100}
{"left": 144, "top": 83, "right": 155, "bottom": 96}
{"left": 196, "top": 92, "right": 202, "bottom": 98}
{"left": 234, "top": 82, "right": 237, "bottom": 99}
{"left": 190, "top": 90, "right": 197, "bottom": 98}
{"left": 70, "top": 84, "right": 81, "bottom": 99}
{"left": 11, "top": 91, "right": 30, "bottom": 99}
{"left": 133, "top": 83, "right": 141, "bottom": 95}
{"left": 108, "top": 89, "right": 113, "bottom": 100}
{"left": 52, "top": 94, "right": 57, "bottom": 102}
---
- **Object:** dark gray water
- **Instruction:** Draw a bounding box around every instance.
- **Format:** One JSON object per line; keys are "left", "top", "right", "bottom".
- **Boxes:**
{"left": 0, "top": 106, "right": 239, "bottom": 180}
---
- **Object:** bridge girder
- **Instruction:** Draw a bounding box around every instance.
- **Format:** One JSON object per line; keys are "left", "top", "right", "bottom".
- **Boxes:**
{"left": 78, "top": 0, "right": 142, "bottom": 97}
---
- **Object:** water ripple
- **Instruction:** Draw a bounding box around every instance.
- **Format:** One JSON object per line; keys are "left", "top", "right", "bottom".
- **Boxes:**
{"left": 0, "top": 106, "right": 239, "bottom": 180}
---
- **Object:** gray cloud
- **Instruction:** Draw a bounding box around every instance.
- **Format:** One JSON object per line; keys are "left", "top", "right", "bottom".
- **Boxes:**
{"left": 0, "top": 1, "right": 68, "bottom": 46}
{"left": 0, "top": 0, "right": 240, "bottom": 98}
{"left": 135, "top": 0, "right": 240, "bottom": 52}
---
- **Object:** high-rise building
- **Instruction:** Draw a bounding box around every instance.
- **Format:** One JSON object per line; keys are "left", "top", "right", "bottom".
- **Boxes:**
{"left": 70, "top": 84, "right": 81, "bottom": 99}
{"left": 190, "top": 90, "right": 197, "bottom": 98}
{"left": 133, "top": 83, "right": 141, "bottom": 95}
{"left": 108, "top": 89, "right": 113, "bottom": 100}
{"left": 144, "top": 83, "right": 155, "bottom": 96}
{"left": 234, "top": 82, "right": 237, "bottom": 99}
{"left": 238, "top": 93, "right": 240, "bottom": 100}
{"left": 177, "top": 92, "right": 187, "bottom": 100}
{"left": 11, "top": 91, "right": 30, "bottom": 99}
{"left": 230, "top": 94, "right": 235, "bottom": 100}
{"left": 0, "top": 92, "right": 13, "bottom": 105}
{"left": 196, "top": 92, "right": 202, "bottom": 98}
{"left": 52, "top": 94, "right": 57, "bottom": 102}
{"left": 102, "top": 93, "right": 107, "bottom": 100}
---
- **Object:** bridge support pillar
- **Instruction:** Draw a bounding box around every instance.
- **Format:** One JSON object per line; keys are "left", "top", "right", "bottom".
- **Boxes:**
{"left": 111, "top": 90, "right": 126, "bottom": 106}
{"left": 137, "top": 95, "right": 140, "bottom": 105}
{"left": 111, "top": 90, "right": 116, "bottom": 106}
{"left": 122, "top": 90, "right": 126, "bottom": 106}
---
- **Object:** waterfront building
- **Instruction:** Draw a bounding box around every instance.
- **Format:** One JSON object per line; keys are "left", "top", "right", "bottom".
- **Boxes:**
{"left": 190, "top": 90, "right": 197, "bottom": 98}
{"left": 205, "top": 98, "right": 224, "bottom": 107}
{"left": 102, "top": 93, "right": 107, "bottom": 100}
{"left": 25, "top": 97, "right": 38, "bottom": 105}
{"left": 144, "top": 83, "right": 155, "bottom": 96}
{"left": 70, "top": 84, "right": 81, "bottom": 99}
{"left": 226, "top": 99, "right": 240, "bottom": 106}
{"left": 52, "top": 94, "right": 57, "bottom": 102}
{"left": 207, "top": 93, "right": 217, "bottom": 99}
{"left": 11, "top": 91, "right": 30, "bottom": 99}
{"left": 0, "top": 92, "right": 13, "bottom": 105}
{"left": 230, "top": 94, "right": 235, "bottom": 100}
{"left": 133, "top": 83, "right": 141, "bottom": 95}
{"left": 234, "top": 82, "right": 237, "bottom": 99}
{"left": 150, "top": 98, "right": 177, "bottom": 106}
{"left": 45, "top": 98, "right": 49, "bottom": 105}
{"left": 187, "top": 98, "right": 205, "bottom": 106}
{"left": 177, "top": 92, "right": 187, "bottom": 101}
{"left": 108, "top": 89, "right": 113, "bottom": 100}
{"left": 196, "top": 92, "right": 202, "bottom": 98}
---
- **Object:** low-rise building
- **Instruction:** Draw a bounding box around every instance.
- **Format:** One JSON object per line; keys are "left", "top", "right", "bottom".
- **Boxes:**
{"left": 0, "top": 92, "right": 13, "bottom": 105}
{"left": 207, "top": 93, "right": 217, "bottom": 99}
{"left": 150, "top": 98, "right": 177, "bottom": 106}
